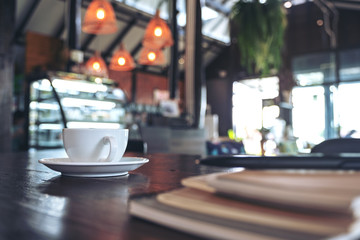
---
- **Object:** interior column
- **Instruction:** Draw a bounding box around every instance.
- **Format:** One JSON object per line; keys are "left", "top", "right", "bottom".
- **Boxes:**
{"left": 0, "top": 0, "right": 15, "bottom": 152}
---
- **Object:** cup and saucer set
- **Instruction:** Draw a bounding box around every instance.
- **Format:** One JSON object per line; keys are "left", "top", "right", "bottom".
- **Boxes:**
{"left": 39, "top": 129, "right": 149, "bottom": 177}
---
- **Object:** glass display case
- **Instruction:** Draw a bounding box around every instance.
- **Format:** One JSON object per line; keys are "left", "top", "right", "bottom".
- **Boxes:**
{"left": 28, "top": 71, "right": 127, "bottom": 149}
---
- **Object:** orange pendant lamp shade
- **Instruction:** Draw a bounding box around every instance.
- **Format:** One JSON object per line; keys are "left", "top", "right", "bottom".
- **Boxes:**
{"left": 82, "top": 0, "right": 118, "bottom": 34}
{"left": 138, "top": 47, "right": 165, "bottom": 65}
{"left": 85, "top": 52, "right": 108, "bottom": 77}
{"left": 142, "top": 9, "right": 173, "bottom": 49}
{"left": 109, "top": 43, "right": 135, "bottom": 71}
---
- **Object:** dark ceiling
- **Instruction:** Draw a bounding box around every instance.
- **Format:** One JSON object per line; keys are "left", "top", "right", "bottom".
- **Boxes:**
{"left": 13, "top": 0, "right": 360, "bottom": 78}
{"left": 14, "top": 0, "right": 234, "bottom": 76}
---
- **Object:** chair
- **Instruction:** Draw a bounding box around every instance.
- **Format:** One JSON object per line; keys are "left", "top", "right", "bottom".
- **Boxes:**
{"left": 126, "top": 139, "right": 148, "bottom": 154}
{"left": 311, "top": 138, "right": 360, "bottom": 154}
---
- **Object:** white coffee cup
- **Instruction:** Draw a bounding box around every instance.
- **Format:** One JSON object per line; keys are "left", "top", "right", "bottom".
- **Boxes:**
{"left": 62, "top": 128, "right": 129, "bottom": 162}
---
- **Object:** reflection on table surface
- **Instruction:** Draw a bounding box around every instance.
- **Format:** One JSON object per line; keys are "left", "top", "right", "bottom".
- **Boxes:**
{"left": 0, "top": 149, "right": 228, "bottom": 240}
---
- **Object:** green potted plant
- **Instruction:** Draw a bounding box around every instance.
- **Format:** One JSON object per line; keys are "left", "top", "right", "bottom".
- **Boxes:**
{"left": 231, "top": 0, "right": 287, "bottom": 76}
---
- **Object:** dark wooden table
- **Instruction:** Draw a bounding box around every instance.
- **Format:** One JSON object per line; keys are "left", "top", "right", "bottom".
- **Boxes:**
{"left": 0, "top": 149, "right": 230, "bottom": 240}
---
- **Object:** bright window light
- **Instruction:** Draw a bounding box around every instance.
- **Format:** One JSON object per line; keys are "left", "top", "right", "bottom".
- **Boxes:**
{"left": 232, "top": 82, "right": 263, "bottom": 155}
{"left": 201, "top": 6, "right": 218, "bottom": 21}
{"left": 177, "top": 12, "right": 186, "bottom": 26}
{"left": 292, "top": 0, "right": 308, "bottom": 5}
{"left": 241, "top": 76, "right": 279, "bottom": 99}
{"left": 296, "top": 72, "right": 324, "bottom": 86}
{"left": 340, "top": 67, "right": 360, "bottom": 75}
{"left": 292, "top": 86, "right": 325, "bottom": 145}
{"left": 262, "top": 105, "right": 280, "bottom": 129}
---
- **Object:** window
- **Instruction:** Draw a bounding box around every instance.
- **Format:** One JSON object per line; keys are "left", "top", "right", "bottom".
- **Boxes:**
{"left": 292, "top": 48, "right": 360, "bottom": 149}
{"left": 232, "top": 77, "right": 279, "bottom": 155}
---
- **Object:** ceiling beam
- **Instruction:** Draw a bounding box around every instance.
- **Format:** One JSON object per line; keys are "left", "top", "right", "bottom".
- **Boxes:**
{"left": 130, "top": 41, "right": 143, "bottom": 56}
{"left": 110, "top": 1, "right": 152, "bottom": 26}
{"left": 77, "top": 0, "right": 149, "bottom": 54}
{"left": 207, "top": 16, "right": 226, "bottom": 33}
{"left": 55, "top": 22, "right": 65, "bottom": 39}
{"left": 102, "top": 18, "right": 137, "bottom": 59}
{"left": 337, "top": 0, "right": 360, "bottom": 2}
{"left": 81, "top": 34, "right": 96, "bottom": 51}
{"left": 12, "top": 0, "right": 41, "bottom": 43}
{"left": 205, "top": 0, "right": 231, "bottom": 16}
{"left": 332, "top": 0, "right": 360, "bottom": 10}
{"left": 14, "top": 0, "right": 228, "bottom": 79}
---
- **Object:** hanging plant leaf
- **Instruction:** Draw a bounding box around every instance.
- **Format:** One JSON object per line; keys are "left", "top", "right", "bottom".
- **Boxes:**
{"left": 231, "top": 0, "right": 287, "bottom": 76}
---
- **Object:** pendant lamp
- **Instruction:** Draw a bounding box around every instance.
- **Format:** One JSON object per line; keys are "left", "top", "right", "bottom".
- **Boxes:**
{"left": 82, "top": 0, "right": 118, "bottom": 34}
{"left": 85, "top": 52, "right": 108, "bottom": 77}
{"left": 142, "top": 9, "right": 173, "bottom": 49}
{"left": 109, "top": 43, "right": 135, "bottom": 71}
{"left": 138, "top": 47, "right": 165, "bottom": 65}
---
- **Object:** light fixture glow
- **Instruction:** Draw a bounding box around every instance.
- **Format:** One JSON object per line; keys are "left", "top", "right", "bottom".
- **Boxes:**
{"left": 52, "top": 79, "right": 108, "bottom": 93}
{"left": 138, "top": 47, "right": 165, "bottom": 65}
{"left": 118, "top": 57, "right": 126, "bottom": 66}
{"left": 93, "top": 62, "right": 100, "bottom": 70}
{"left": 96, "top": 8, "right": 105, "bottom": 20}
{"left": 142, "top": 9, "right": 173, "bottom": 49}
{"left": 62, "top": 98, "right": 116, "bottom": 110}
{"left": 39, "top": 124, "right": 63, "bottom": 130}
{"left": 154, "top": 26, "right": 163, "bottom": 37}
{"left": 147, "top": 52, "right": 156, "bottom": 61}
{"left": 82, "top": 0, "right": 117, "bottom": 34}
{"left": 33, "top": 79, "right": 51, "bottom": 91}
{"left": 30, "top": 102, "right": 60, "bottom": 110}
{"left": 284, "top": 1, "right": 292, "bottom": 8}
{"left": 94, "top": 77, "right": 103, "bottom": 84}
{"left": 109, "top": 43, "right": 135, "bottom": 71}
{"left": 317, "top": 19, "right": 324, "bottom": 26}
{"left": 85, "top": 52, "right": 108, "bottom": 78}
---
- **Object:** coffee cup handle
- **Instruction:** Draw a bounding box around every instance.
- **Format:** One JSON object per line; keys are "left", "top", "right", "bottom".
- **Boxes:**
{"left": 103, "top": 136, "right": 118, "bottom": 162}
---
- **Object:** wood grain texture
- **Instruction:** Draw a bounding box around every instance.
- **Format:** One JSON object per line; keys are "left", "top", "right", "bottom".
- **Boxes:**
{"left": 0, "top": 149, "right": 222, "bottom": 240}
{"left": 157, "top": 187, "right": 352, "bottom": 237}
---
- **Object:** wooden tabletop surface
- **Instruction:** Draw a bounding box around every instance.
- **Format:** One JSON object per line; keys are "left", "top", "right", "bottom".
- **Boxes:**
{"left": 0, "top": 149, "right": 229, "bottom": 240}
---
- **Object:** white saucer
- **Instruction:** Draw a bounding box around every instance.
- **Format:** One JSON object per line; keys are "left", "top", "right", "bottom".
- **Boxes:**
{"left": 38, "top": 157, "right": 149, "bottom": 178}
